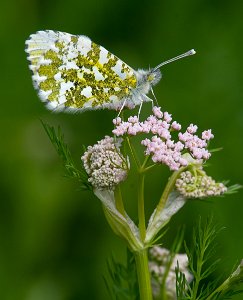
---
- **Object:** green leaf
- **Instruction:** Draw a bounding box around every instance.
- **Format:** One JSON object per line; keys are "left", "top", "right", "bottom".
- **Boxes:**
{"left": 176, "top": 218, "right": 243, "bottom": 300}
{"left": 225, "top": 184, "right": 242, "bottom": 195}
{"left": 205, "top": 260, "right": 243, "bottom": 300}
{"left": 94, "top": 189, "right": 143, "bottom": 252}
{"left": 175, "top": 262, "right": 191, "bottom": 300}
{"left": 103, "top": 249, "right": 139, "bottom": 300}
{"left": 41, "top": 120, "right": 92, "bottom": 191}
{"left": 183, "top": 217, "right": 221, "bottom": 300}
{"left": 159, "top": 227, "right": 186, "bottom": 299}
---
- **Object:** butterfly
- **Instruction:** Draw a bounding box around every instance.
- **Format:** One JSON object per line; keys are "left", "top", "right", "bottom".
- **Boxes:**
{"left": 25, "top": 30, "right": 195, "bottom": 113}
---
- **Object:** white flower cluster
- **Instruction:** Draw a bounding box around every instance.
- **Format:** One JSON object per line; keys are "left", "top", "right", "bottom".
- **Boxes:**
{"left": 81, "top": 136, "right": 128, "bottom": 190}
{"left": 176, "top": 170, "right": 227, "bottom": 198}
{"left": 149, "top": 246, "right": 193, "bottom": 299}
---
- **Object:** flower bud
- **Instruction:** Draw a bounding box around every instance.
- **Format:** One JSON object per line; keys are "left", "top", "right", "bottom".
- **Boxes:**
{"left": 81, "top": 136, "right": 129, "bottom": 190}
{"left": 175, "top": 170, "right": 227, "bottom": 198}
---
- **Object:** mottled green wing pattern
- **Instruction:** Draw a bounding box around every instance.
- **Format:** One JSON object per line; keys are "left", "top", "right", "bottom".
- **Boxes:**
{"left": 25, "top": 30, "right": 137, "bottom": 112}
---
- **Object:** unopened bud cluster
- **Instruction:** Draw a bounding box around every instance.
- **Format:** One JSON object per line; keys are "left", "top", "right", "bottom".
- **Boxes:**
{"left": 176, "top": 170, "right": 227, "bottom": 198}
{"left": 81, "top": 136, "right": 128, "bottom": 190}
{"left": 149, "top": 246, "right": 193, "bottom": 299}
{"left": 113, "top": 106, "right": 214, "bottom": 171}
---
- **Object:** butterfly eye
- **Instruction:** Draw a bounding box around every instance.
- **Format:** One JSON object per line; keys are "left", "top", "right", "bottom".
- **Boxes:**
{"left": 147, "top": 74, "right": 155, "bottom": 82}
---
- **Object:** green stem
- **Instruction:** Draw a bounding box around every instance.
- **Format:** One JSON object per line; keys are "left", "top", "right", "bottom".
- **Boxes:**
{"left": 154, "top": 168, "right": 185, "bottom": 219}
{"left": 126, "top": 136, "right": 140, "bottom": 169}
{"left": 114, "top": 185, "right": 126, "bottom": 217}
{"left": 143, "top": 164, "right": 157, "bottom": 173}
{"left": 138, "top": 173, "right": 146, "bottom": 241}
{"left": 160, "top": 259, "right": 174, "bottom": 299}
{"left": 192, "top": 240, "right": 206, "bottom": 300}
{"left": 160, "top": 288, "right": 167, "bottom": 300}
{"left": 135, "top": 249, "right": 153, "bottom": 300}
{"left": 205, "top": 276, "right": 233, "bottom": 300}
{"left": 141, "top": 155, "right": 150, "bottom": 169}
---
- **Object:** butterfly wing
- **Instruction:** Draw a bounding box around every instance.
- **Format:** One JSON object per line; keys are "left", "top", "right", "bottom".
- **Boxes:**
{"left": 25, "top": 30, "right": 137, "bottom": 112}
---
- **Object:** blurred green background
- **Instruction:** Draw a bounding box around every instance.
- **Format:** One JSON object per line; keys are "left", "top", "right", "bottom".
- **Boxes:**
{"left": 1, "top": 0, "right": 243, "bottom": 299}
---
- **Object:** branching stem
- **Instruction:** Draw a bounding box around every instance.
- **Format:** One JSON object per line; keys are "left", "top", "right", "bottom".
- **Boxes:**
{"left": 126, "top": 136, "right": 140, "bottom": 169}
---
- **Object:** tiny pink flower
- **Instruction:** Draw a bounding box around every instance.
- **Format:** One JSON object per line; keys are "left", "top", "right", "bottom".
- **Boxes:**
{"left": 113, "top": 117, "right": 122, "bottom": 125}
{"left": 174, "top": 141, "right": 184, "bottom": 151}
{"left": 127, "top": 126, "right": 138, "bottom": 135}
{"left": 147, "top": 115, "right": 157, "bottom": 125}
{"left": 187, "top": 124, "right": 198, "bottom": 134}
{"left": 191, "top": 148, "right": 203, "bottom": 159}
{"left": 161, "top": 121, "right": 170, "bottom": 130}
{"left": 179, "top": 157, "right": 188, "bottom": 166}
{"left": 163, "top": 112, "right": 172, "bottom": 123}
{"left": 141, "top": 123, "right": 151, "bottom": 133}
{"left": 128, "top": 116, "right": 139, "bottom": 123}
{"left": 178, "top": 132, "right": 192, "bottom": 143}
{"left": 201, "top": 149, "right": 211, "bottom": 160}
{"left": 171, "top": 121, "right": 181, "bottom": 131}
{"left": 202, "top": 129, "right": 214, "bottom": 141}
{"left": 166, "top": 140, "right": 175, "bottom": 148}
{"left": 152, "top": 106, "right": 163, "bottom": 118}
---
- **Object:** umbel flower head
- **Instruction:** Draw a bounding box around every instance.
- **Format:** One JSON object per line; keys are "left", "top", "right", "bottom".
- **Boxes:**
{"left": 113, "top": 106, "right": 214, "bottom": 171}
{"left": 81, "top": 136, "right": 129, "bottom": 190}
{"left": 149, "top": 246, "right": 193, "bottom": 300}
{"left": 176, "top": 170, "right": 227, "bottom": 198}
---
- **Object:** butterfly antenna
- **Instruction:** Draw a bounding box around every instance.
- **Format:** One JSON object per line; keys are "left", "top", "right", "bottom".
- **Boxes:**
{"left": 154, "top": 49, "right": 196, "bottom": 70}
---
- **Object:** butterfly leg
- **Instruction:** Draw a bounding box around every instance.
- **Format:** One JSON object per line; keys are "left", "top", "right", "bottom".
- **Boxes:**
{"left": 137, "top": 98, "right": 144, "bottom": 118}
{"left": 151, "top": 87, "right": 158, "bottom": 106}
{"left": 117, "top": 98, "right": 127, "bottom": 117}
{"left": 141, "top": 95, "right": 154, "bottom": 113}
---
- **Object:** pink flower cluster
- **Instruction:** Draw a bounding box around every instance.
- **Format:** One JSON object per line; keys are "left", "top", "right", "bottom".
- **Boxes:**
{"left": 112, "top": 107, "right": 214, "bottom": 171}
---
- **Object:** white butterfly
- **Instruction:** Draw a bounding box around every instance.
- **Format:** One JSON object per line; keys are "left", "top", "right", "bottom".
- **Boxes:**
{"left": 25, "top": 30, "right": 195, "bottom": 113}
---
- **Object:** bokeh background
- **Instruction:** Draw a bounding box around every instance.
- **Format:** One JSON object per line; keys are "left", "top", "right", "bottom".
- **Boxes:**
{"left": 1, "top": 0, "right": 243, "bottom": 299}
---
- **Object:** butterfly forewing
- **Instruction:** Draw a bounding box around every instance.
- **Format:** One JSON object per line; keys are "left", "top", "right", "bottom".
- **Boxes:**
{"left": 25, "top": 30, "right": 137, "bottom": 112}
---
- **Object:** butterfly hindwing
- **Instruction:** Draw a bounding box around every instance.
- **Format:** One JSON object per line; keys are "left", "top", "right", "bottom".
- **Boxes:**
{"left": 25, "top": 30, "right": 137, "bottom": 112}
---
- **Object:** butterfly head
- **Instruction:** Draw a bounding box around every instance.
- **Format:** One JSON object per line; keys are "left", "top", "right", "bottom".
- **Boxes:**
{"left": 147, "top": 68, "right": 162, "bottom": 86}
{"left": 135, "top": 68, "right": 162, "bottom": 92}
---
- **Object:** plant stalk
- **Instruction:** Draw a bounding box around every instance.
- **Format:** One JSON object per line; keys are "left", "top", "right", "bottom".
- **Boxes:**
{"left": 135, "top": 249, "right": 153, "bottom": 300}
{"left": 126, "top": 136, "right": 140, "bottom": 169}
{"left": 114, "top": 185, "right": 126, "bottom": 217}
{"left": 138, "top": 173, "right": 146, "bottom": 241}
{"left": 154, "top": 168, "right": 186, "bottom": 219}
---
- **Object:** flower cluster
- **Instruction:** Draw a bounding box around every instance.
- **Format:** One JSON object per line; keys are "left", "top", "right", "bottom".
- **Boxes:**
{"left": 113, "top": 106, "right": 214, "bottom": 171}
{"left": 149, "top": 246, "right": 193, "bottom": 299}
{"left": 175, "top": 170, "right": 227, "bottom": 198}
{"left": 81, "top": 136, "right": 128, "bottom": 190}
